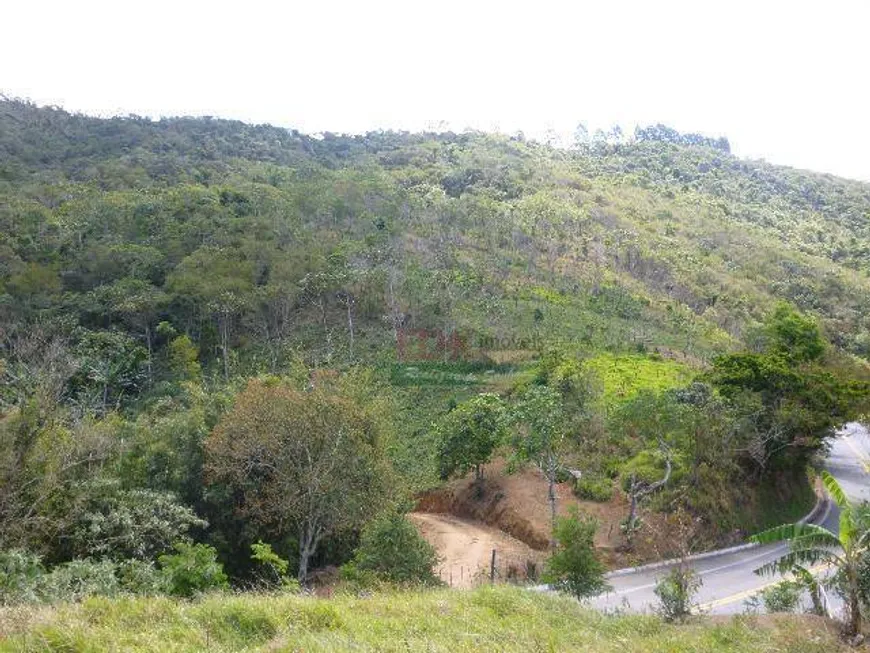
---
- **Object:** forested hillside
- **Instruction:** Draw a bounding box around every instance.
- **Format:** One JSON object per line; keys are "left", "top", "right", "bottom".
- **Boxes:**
{"left": 1, "top": 98, "right": 868, "bottom": 593}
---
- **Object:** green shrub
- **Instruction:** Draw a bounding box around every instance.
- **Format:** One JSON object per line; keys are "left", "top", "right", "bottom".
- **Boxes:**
{"left": 339, "top": 564, "right": 381, "bottom": 588}
{"left": 0, "top": 549, "right": 45, "bottom": 605}
{"left": 542, "top": 507, "right": 609, "bottom": 599}
{"left": 1, "top": 551, "right": 173, "bottom": 605}
{"left": 574, "top": 475, "right": 613, "bottom": 502}
{"left": 654, "top": 565, "right": 701, "bottom": 622}
{"left": 158, "top": 543, "right": 228, "bottom": 597}
{"left": 116, "top": 559, "right": 168, "bottom": 595}
{"left": 250, "top": 541, "right": 299, "bottom": 591}
{"left": 342, "top": 511, "right": 440, "bottom": 586}
{"left": 41, "top": 559, "right": 121, "bottom": 602}
{"left": 757, "top": 580, "right": 802, "bottom": 613}
{"left": 69, "top": 480, "right": 207, "bottom": 561}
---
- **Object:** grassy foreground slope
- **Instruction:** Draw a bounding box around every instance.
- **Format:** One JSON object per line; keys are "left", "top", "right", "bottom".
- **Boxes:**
{"left": 0, "top": 587, "right": 847, "bottom": 652}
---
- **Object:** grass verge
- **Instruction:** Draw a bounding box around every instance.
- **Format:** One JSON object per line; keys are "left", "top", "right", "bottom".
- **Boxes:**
{"left": 0, "top": 586, "right": 847, "bottom": 652}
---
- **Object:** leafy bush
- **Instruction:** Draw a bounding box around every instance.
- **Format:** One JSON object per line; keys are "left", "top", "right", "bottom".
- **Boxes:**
{"left": 69, "top": 480, "right": 207, "bottom": 561}
{"left": 542, "top": 507, "right": 609, "bottom": 599}
{"left": 342, "top": 511, "right": 440, "bottom": 586}
{"left": 0, "top": 549, "right": 45, "bottom": 605}
{"left": 250, "top": 541, "right": 299, "bottom": 591}
{"left": 116, "top": 559, "right": 168, "bottom": 595}
{"left": 573, "top": 475, "right": 613, "bottom": 502}
{"left": 41, "top": 559, "right": 121, "bottom": 602}
{"left": 752, "top": 580, "right": 802, "bottom": 613}
{"left": 654, "top": 565, "right": 701, "bottom": 622}
{"left": 0, "top": 551, "right": 174, "bottom": 605}
{"left": 158, "top": 543, "right": 228, "bottom": 597}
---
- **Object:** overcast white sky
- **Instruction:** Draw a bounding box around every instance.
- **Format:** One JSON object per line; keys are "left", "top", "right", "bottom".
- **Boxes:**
{"left": 4, "top": 1, "right": 869, "bottom": 180}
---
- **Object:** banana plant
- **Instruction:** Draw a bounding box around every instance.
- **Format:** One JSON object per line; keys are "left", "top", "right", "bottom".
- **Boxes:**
{"left": 749, "top": 471, "right": 870, "bottom": 636}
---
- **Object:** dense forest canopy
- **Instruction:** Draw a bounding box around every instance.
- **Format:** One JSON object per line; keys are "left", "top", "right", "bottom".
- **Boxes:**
{"left": 4, "top": 98, "right": 870, "bottom": 373}
{"left": 1, "top": 97, "right": 869, "bottom": 591}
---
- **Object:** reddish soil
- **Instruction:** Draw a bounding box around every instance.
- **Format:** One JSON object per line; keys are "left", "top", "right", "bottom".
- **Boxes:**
{"left": 408, "top": 512, "right": 544, "bottom": 588}
{"left": 415, "top": 458, "right": 690, "bottom": 570}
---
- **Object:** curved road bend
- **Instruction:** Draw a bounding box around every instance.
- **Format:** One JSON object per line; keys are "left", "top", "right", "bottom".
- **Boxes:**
{"left": 590, "top": 423, "right": 870, "bottom": 615}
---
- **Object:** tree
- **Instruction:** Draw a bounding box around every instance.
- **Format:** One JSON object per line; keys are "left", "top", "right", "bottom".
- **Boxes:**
{"left": 534, "top": 351, "right": 601, "bottom": 435}
{"left": 749, "top": 471, "right": 870, "bottom": 637}
{"left": 436, "top": 393, "right": 507, "bottom": 482}
{"left": 543, "top": 507, "right": 608, "bottom": 599}
{"left": 622, "top": 441, "right": 672, "bottom": 548}
{"left": 93, "top": 278, "right": 169, "bottom": 386}
{"left": 0, "top": 405, "right": 116, "bottom": 555}
{"left": 707, "top": 305, "right": 865, "bottom": 474}
{"left": 572, "top": 123, "right": 589, "bottom": 151}
{"left": 764, "top": 303, "right": 825, "bottom": 363}
{"left": 297, "top": 266, "right": 346, "bottom": 366}
{"left": 205, "top": 378, "right": 391, "bottom": 582}
{"left": 70, "top": 330, "right": 147, "bottom": 413}
{"left": 511, "top": 385, "right": 566, "bottom": 540}
{"left": 168, "top": 247, "right": 254, "bottom": 380}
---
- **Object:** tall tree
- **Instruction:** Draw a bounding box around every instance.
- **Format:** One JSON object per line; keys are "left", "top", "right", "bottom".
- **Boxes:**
{"left": 94, "top": 278, "right": 169, "bottom": 386}
{"left": 511, "top": 384, "right": 566, "bottom": 542}
{"left": 708, "top": 304, "right": 865, "bottom": 473}
{"left": 436, "top": 393, "right": 507, "bottom": 483}
{"left": 205, "top": 378, "right": 390, "bottom": 582}
{"left": 168, "top": 247, "right": 254, "bottom": 380}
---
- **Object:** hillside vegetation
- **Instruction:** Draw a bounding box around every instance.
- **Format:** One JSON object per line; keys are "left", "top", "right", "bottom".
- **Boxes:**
{"left": 1, "top": 98, "right": 869, "bottom": 594}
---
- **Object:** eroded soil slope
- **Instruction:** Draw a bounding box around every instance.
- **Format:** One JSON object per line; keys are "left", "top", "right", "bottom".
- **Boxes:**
{"left": 408, "top": 513, "right": 544, "bottom": 587}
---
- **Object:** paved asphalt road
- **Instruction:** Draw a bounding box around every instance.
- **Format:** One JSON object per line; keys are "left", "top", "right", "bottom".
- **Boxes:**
{"left": 589, "top": 422, "right": 870, "bottom": 615}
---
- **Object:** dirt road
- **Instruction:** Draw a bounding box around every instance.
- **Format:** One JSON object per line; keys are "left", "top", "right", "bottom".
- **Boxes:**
{"left": 409, "top": 512, "right": 543, "bottom": 588}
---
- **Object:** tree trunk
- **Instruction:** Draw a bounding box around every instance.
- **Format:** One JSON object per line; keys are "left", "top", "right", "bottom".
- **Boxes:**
{"left": 297, "top": 546, "right": 311, "bottom": 584}
{"left": 847, "top": 563, "right": 862, "bottom": 637}
{"left": 297, "top": 522, "right": 321, "bottom": 584}
{"left": 809, "top": 584, "right": 824, "bottom": 617}
{"left": 625, "top": 446, "right": 671, "bottom": 548}
{"left": 474, "top": 464, "right": 484, "bottom": 498}
{"left": 546, "top": 453, "right": 558, "bottom": 548}
{"left": 345, "top": 296, "right": 354, "bottom": 360}
{"left": 316, "top": 297, "right": 332, "bottom": 364}
{"left": 627, "top": 484, "right": 639, "bottom": 533}
{"left": 261, "top": 317, "right": 278, "bottom": 373}
{"left": 218, "top": 311, "right": 230, "bottom": 381}
{"left": 145, "top": 323, "right": 153, "bottom": 387}
{"left": 387, "top": 270, "right": 400, "bottom": 344}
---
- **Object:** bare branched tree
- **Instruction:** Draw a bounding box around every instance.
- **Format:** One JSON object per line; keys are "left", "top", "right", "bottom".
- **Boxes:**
{"left": 623, "top": 440, "right": 672, "bottom": 548}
